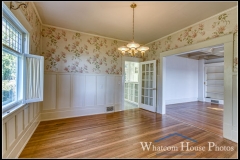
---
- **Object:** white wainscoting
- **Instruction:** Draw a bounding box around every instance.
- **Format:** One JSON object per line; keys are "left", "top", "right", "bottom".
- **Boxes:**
{"left": 42, "top": 72, "right": 123, "bottom": 121}
{"left": 72, "top": 75, "right": 85, "bottom": 108}
{"left": 2, "top": 102, "right": 40, "bottom": 158}
{"left": 43, "top": 74, "right": 56, "bottom": 110}
{"left": 232, "top": 74, "right": 238, "bottom": 143}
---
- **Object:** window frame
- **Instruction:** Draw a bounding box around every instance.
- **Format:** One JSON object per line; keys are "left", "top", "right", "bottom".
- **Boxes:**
{"left": 2, "top": 4, "right": 29, "bottom": 113}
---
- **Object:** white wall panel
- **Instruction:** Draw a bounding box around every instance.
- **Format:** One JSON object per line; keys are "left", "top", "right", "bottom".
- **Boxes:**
{"left": 6, "top": 117, "right": 15, "bottom": 149}
{"left": 16, "top": 111, "right": 23, "bottom": 137}
{"left": 43, "top": 74, "right": 56, "bottom": 110}
{"left": 115, "top": 76, "right": 122, "bottom": 104}
{"left": 198, "top": 60, "right": 204, "bottom": 101}
{"left": 57, "top": 75, "right": 71, "bottom": 109}
{"left": 106, "top": 76, "right": 115, "bottom": 105}
{"left": 2, "top": 123, "right": 6, "bottom": 154}
{"left": 232, "top": 75, "right": 238, "bottom": 130}
{"left": 85, "top": 75, "right": 96, "bottom": 107}
{"left": 36, "top": 103, "right": 39, "bottom": 115}
{"left": 97, "top": 76, "right": 106, "bottom": 106}
{"left": 29, "top": 104, "right": 33, "bottom": 123}
{"left": 3, "top": 103, "right": 40, "bottom": 158}
{"left": 24, "top": 107, "right": 28, "bottom": 129}
{"left": 33, "top": 103, "right": 37, "bottom": 118}
{"left": 72, "top": 75, "right": 85, "bottom": 108}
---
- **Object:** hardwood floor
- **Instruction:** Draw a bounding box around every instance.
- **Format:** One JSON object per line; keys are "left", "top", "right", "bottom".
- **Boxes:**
{"left": 19, "top": 108, "right": 237, "bottom": 158}
{"left": 166, "top": 101, "right": 223, "bottom": 136}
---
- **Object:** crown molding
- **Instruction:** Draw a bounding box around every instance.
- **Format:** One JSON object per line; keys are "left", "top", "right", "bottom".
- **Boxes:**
{"left": 42, "top": 24, "right": 130, "bottom": 43}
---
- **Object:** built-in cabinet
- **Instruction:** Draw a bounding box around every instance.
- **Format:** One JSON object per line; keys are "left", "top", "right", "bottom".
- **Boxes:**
{"left": 204, "top": 62, "right": 224, "bottom": 104}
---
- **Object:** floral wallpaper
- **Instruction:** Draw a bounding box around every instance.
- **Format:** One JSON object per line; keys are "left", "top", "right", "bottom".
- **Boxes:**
{"left": 144, "top": 7, "right": 238, "bottom": 74}
{"left": 5, "top": 2, "right": 237, "bottom": 74}
{"left": 20, "top": 2, "right": 42, "bottom": 55}
{"left": 41, "top": 26, "right": 142, "bottom": 74}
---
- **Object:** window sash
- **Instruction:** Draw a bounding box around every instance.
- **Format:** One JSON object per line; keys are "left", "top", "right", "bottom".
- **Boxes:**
{"left": 2, "top": 13, "right": 24, "bottom": 112}
{"left": 2, "top": 47, "right": 23, "bottom": 112}
{"left": 2, "top": 16, "right": 22, "bottom": 53}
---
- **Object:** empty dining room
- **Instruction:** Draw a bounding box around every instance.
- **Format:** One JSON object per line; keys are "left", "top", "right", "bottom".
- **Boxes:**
{"left": 2, "top": 1, "right": 238, "bottom": 159}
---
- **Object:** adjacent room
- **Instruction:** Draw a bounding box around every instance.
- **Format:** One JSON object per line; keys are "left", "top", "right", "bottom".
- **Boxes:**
{"left": 165, "top": 45, "right": 225, "bottom": 136}
{"left": 2, "top": 1, "right": 238, "bottom": 159}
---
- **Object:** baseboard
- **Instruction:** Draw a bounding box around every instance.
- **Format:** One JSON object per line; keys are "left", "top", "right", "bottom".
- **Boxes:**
{"left": 41, "top": 105, "right": 122, "bottom": 121}
{"left": 197, "top": 98, "right": 205, "bottom": 102}
{"left": 205, "top": 98, "right": 224, "bottom": 104}
{"left": 6, "top": 114, "right": 40, "bottom": 158}
{"left": 165, "top": 97, "right": 198, "bottom": 105}
{"left": 114, "top": 104, "right": 122, "bottom": 112}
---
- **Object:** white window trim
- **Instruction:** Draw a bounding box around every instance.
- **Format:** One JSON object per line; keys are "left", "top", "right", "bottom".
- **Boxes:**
{"left": 2, "top": 3, "right": 44, "bottom": 116}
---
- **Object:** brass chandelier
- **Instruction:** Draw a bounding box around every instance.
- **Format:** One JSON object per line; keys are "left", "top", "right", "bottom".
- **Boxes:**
{"left": 118, "top": 3, "right": 149, "bottom": 56}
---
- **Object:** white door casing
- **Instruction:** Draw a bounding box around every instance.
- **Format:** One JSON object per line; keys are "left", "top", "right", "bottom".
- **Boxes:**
{"left": 159, "top": 34, "right": 237, "bottom": 142}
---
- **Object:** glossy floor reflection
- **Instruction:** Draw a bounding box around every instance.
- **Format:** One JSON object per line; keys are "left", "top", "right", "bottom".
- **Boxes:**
{"left": 19, "top": 108, "right": 236, "bottom": 158}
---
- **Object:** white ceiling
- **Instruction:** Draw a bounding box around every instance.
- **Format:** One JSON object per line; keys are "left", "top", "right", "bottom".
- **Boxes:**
{"left": 34, "top": 1, "right": 237, "bottom": 44}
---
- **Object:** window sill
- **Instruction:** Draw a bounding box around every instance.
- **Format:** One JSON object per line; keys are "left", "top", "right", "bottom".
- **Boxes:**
{"left": 2, "top": 103, "right": 27, "bottom": 119}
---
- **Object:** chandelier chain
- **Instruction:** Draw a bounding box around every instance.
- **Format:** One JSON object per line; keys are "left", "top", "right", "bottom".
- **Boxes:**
{"left": 132, "top": 5, "right": 134, "bottom": 41}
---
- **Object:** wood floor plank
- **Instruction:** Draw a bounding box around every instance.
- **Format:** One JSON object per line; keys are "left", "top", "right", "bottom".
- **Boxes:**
{"left": 167, "top": 101, "right": 223, "bottom": 136}
{"left": 19, "top": 107, "right": 237, "bottom": 158}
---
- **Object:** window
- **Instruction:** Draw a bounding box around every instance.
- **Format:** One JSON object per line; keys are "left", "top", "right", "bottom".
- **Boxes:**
{"left": 2, "top": 17, "right": 22, "bottom": 52}
{"left": 2, "top": 16, "right": 24, "bottom": 112}
{"left": 2, "top": 4, "right": 44, "bottom": 113}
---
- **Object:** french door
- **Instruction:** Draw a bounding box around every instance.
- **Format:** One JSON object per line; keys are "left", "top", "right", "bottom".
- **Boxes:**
{"left": 139, "top": 60, "right": 156, "bottom": 112}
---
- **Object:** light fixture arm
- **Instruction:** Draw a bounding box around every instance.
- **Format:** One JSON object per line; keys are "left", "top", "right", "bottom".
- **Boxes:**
{"left": 10, "top": 1, "right": 28, "bottom": 10}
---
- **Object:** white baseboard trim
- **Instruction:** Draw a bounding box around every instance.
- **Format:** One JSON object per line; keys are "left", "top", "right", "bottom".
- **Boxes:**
{"left": 41, "top": 105, "right": 122, "bottom": 121}
{"left": 205, "top": 98, "right": 224, "bottom": 104}
{"left": 197, "top": 98, "right": 205, "bottom": 102}
{"left": 165, "top": 97, "right": 198, "bottom": 105}
{"left": 114, "top": 104, "right": 122, "bottom": 112}
{"left": 6, "top": 114, "right": 40, "bottom": 158}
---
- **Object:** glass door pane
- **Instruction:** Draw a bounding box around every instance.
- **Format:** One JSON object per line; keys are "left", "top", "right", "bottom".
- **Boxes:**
{"left": 139, "top": 60, "right": 156, "bottom": 112}
{"left": 146, "top": 64, "right": 149, "bottom": 71}
{"left": 150, "top": 63, "right": 153, "bottom": 71}
{"left": 142, "top": 64, "right": 145, "bottom": 72}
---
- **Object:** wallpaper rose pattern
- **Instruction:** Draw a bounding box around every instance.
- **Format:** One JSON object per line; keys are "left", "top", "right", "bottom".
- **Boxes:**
{"left": 42, "top": 26, "right": 142, "bottom": 74}
{"left": 19, "top": 2, "right": 42, "bottom": 55}
{"left": 144, "top": 8, "right": 238, "bottom": 74}
{"left": 40, "top": 7, "right": 237, "bottom": 74}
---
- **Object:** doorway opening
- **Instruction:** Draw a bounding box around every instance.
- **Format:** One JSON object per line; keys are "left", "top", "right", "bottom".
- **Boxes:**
{"left": 165, "top": 44, "right": 224, "bottom": 136}
{"left": 124, "top": 61, "right": 139, "bottom": 110}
